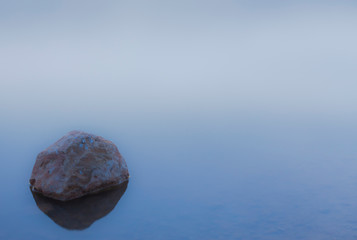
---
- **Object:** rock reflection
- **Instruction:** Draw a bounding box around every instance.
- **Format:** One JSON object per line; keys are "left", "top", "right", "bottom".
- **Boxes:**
{"left": 31, "top": 181, "right": 128, "bottom": 230}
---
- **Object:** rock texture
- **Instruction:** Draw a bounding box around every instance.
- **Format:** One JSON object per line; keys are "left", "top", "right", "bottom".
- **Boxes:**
{"left": 30, "top": 130, "right": 129, "bottom": 201}
{"left": 31, "top": 181, "right": 128, "bottom": 230}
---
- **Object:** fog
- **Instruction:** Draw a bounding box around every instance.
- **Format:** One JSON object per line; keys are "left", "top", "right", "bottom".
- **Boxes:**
{"left": 1, "top": 0, "right": 357, "bottom": 124}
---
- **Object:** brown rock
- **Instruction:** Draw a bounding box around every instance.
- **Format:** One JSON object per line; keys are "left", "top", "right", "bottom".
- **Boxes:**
{"left": 29, "top": 130, "right": 129, "bottom": 201}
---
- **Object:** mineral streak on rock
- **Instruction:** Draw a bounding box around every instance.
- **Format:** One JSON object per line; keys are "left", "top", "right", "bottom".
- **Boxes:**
{"left": 29, "top": 130, "right": 129, "bottom": 201}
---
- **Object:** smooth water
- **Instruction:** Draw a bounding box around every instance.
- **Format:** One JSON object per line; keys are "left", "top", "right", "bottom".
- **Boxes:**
{"left": 1, "top": 1, "right": 357, "bottom": 239}
{"left": 1, "top": 115, "right": 357, "bottom": 239}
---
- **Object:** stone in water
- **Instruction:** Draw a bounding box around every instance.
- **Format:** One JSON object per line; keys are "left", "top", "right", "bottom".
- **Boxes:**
{"left": 29, "top": 130, "right": 129, "bottom": 201}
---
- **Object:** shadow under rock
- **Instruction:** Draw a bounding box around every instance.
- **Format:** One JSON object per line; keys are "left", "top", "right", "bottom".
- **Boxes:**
{"left": 31, "top": 181, "right": 128, "bottom": 230}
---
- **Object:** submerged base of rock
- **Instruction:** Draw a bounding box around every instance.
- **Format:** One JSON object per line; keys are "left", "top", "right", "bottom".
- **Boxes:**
{"left": 29, "top": 131, "right": 129, "bottom": 201}
{"left": 31, "top": 181, "right": 128, "bottom": 230}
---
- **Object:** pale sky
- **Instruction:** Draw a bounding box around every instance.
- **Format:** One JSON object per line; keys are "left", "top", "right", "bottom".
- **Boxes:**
{"left": 1, "top": 0, "right": 357, "bottom": 124}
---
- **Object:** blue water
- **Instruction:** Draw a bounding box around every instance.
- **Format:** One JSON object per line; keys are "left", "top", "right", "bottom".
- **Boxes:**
{"left": 1, "top": 115, "right": 357, "bottom": 239}
{"left": 1, "top": 1, "right": 357, "bottom": 239}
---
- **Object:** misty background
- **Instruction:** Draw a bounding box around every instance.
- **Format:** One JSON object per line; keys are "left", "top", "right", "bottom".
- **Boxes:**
{"left": 1, "top": 0, "right": 357, "bottom": 124}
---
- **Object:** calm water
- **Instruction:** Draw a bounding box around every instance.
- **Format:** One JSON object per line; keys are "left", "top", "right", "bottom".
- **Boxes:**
{"left": 1, "top": 116, "right": 357, "bottom": 239}
{"left": 1, "top": 1, "right": 357, "bottom": 239}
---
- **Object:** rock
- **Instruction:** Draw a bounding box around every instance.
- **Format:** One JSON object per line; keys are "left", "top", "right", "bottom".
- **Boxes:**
{"left": 29, "top": 130, "right": 129, "bottom": 201}
{"left": 31, "top": 181, "right": 128, "bottom": 230}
